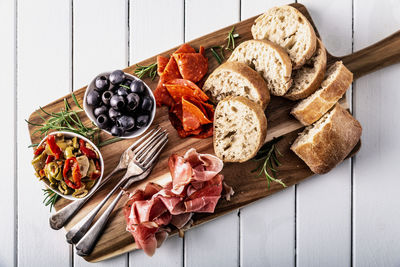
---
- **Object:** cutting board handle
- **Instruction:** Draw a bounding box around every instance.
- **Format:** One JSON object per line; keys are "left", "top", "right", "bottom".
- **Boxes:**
{"left": 337, "top": 30, "right": 400, "bottom": 79}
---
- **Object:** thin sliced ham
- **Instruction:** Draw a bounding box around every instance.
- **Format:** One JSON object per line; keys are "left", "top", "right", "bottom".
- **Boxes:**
{"left": 124, "top": 149, "right": 233, "bottom": 257}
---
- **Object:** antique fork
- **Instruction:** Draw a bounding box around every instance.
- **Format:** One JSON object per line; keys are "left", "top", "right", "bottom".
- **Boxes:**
{"left": 49, "top": 126, "right": 163, "bottom": 230}
{"left": 65, "top": 127, "right": 168, "bottom": 244}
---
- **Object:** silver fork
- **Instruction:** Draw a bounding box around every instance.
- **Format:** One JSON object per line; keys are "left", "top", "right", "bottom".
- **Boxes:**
{"left": 65, "top": 128, "right": 168, "bottom": 244}
{"left": 49, "top": 126, "right": 162, "bottom": 230}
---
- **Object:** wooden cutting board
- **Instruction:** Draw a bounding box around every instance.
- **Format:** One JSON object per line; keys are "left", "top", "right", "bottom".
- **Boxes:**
{"left": 27, "top": 3, "right": 400, "bottom": 262}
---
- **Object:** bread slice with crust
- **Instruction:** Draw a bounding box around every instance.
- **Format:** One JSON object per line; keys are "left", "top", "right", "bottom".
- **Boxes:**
{"left": 202, "top": 61, "right": 270, "bottom": 110}
{"left": 291, "top": 61, "right": 353, "bottom": 125}
{"left": 291, "top": 103, "right": 362, "bottom": 174}
{"left": 251, "top": 5, "right": 317, "bottom": 69}
{"left": 285, "top": 38, "right": 327, "bottom": 100}
{"left": 228, "top": 39, "right": 292, "bottom": 96}
{"left": 213, "top": 96, "right": 267, "bottom": 163}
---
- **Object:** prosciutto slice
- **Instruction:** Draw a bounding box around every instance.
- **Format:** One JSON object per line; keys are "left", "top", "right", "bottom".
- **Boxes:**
{"left": 124, "top": 149, "right": 233, "bottom": 256}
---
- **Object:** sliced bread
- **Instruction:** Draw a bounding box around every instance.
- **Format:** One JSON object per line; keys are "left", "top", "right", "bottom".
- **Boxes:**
{"left": 202, "top": 61, "right": 270, "bottom": 110}
{"left": 291, "top": 103, "right": 362, "bottom": 174}
{"left": 251, "top": 5, "right": 317, "bottom": 69}
{"left": 284, "top": 38, "right": 327, "bottom": 100}
{"left": 214, "top": 96, "right": 267, "bottom": 163}
{"left": 228, "top": 39, "right": 292, "bottom": 96}
{"left": 291, "top": 61, "right": 353, "bottom": 125}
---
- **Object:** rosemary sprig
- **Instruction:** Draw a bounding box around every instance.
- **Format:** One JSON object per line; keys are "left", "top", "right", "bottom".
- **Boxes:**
{"left": 252, "top": 137, "right": 286, "bottom": 189}
{"left": 134, "top": 63, "right": 157, "bottom": 80}
{"left": 42, "top": 188, "right": 59, "bottom": 212}
{"left": 26, "top": 93, "right": 121, "bottom": 148}
{"left": 210, "top": 26, "right": 240, "bottom": 64}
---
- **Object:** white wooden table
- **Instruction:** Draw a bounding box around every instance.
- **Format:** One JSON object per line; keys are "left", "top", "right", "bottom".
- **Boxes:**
{"left": 2, "top": 0, "right": 400, "bottom": 266}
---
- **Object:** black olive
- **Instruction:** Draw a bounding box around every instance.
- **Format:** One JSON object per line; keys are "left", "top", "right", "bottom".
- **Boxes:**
{"left": 86, "top": 90, "right": 101, "bottom": 106}
{"left": 109, "top": 70, "right": 125, "bottom": 85}
{"left": 130, "top": 80, "right": 145, "bottom": 94}
{"left": 141, "top": 96, "right": 153, "bottom": 112}
{"left": 93, "top": 105, "right": 108, "bottom": 117}
{"left": 117, "top": 87, "right": 128, "bottom": 97}
{"left": 116, "top": 115, "right": 135, "bottom": 131}
{"left": 108, "top": 108, "right": 121, "bottom": 121}
{"left": 102, "top": 90, "right": 114, "bottom": 105}
{"left": 96, "top": 114, "right": 110, "bottom": 129}
{"left": 110, "top": 95, "right": 126, "bottom": 111}
{"left": 126, "top": 93, "right": 140, "bottom": 111}
{"left": 95, "top": 75, "right": 109, "bottom": 91}
{"left": 136, "top": 114, "right": 150, "bottom": 128}
{"left": 110, "top": 125, "right": 124, "bottom": 136}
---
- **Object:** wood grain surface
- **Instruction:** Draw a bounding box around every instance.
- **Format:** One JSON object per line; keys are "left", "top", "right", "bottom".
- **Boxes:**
{"left": 26, "top": 3, "right": 400, "bottom": 263}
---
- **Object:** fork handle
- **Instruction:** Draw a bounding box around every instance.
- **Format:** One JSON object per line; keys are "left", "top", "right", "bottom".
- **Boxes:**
{"left": 49, "top": 167, "right": 121, "bottom": 230}
{"left": 65, "top": 174, "right": 128, "bottom": 244}
{"left": 75, "top": 189, "right": 125, "bottom": 256}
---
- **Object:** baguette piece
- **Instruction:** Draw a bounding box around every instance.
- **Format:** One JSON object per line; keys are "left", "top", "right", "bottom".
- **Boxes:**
{"left": 291, "top": 104, "right": 362, "bottom": 174}
{"left": 251, "top": 5, "right": 317, "bottom": 69}
{"left": 202, "top": 61, "right": 270, "bottom": 110}
{"left": 284, "top": 38, "right": 327, "bottom": 100}
{"left": 214, "top": 96, "right": 267, "bottom": 163}
{"left": 291, "top": 61, "right": 353, "bottom": 125}
{"left": 228, "top": 39, "right": 292, "bottom": 96}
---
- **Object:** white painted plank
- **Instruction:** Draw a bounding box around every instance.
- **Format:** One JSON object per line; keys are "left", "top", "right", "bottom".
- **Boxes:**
{"left": 17, "top": 0, "right": 71, "bottom": 266}
{"left": 130, "top": 0, "right": 184, "bottom": 63}
{"left": 0, "top": 0, "right": 15, "bottom": 266}
{"left": 296, "top": 1, "right": 353, "bottom": 266}
{"left": 240, "top": 1, "right": 295, "bottom": 267}
{"left": 184, "top": 1, "right": 239, "bottom": 266}
{"left": 73, "top": 0, "right": 127, "bottom": 90}
{"left": 72, "top": 0, "right": 128, "bottom": 266}
{"left": 129, "top": 0, "right": 184, "bottom": 265}
{"left": 353, "top": 1, "right": 400, "bottom": 266}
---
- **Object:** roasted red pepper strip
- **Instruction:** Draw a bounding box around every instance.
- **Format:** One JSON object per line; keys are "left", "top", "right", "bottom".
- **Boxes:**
{"left": 45, "top": 155, "right": 55, "bottom": 164}
{"left": 90, "top": 159, "right": 101, "bottom": 180}
{"left": 79, "top": 139, "right": 97, "bottom": 159}
{"left": 47, "top": 135, "right": 62, "bottom": 159}
{"left": 62, "top": 157, "right": 82, "bottom": 189}
{"left": 34, "top": 146, "right": 45, "bottom": 156}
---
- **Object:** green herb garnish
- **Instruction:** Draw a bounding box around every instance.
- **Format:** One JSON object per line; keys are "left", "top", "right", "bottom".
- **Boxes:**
{"left": 252, "top": 137, "right": 286, "bottom": 189}
{"left": 26, "top": 93, "right": 120, "bottom": 148}
{"left": 120, "top": 84, "right": 131, "bottom": 90}
{"left": 134, "top": 63, "right": 157, "bottom": 80}
{"left": 42, "top": 188, "right": 59, "bottom": 212}
{"left": 209, "top": 26, "right": 240, "bottom": 64}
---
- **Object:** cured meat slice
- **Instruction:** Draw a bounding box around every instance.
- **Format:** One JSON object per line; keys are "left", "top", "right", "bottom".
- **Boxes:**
{"left": 182, "top": 98, "right": 212, "bottom": 132}
{"left": 157, "top": 55, "right": 169, "bottom": 75}
{"left": 174, "top": 43, "right": 196, "bottom": 54}
{"left": 184, "top": 148, "right": 223, "bottom": 182}
{"left": 173, "top": 53, "right": 208, "bottom": 82}
{"left": 166, "top": 79, "right": 209, "bottom": 102}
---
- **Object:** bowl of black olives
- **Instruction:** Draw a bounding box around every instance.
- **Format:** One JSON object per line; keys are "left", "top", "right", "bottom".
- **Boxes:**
{"left": 84, "top": 70, "right": 156, "bottom": 138}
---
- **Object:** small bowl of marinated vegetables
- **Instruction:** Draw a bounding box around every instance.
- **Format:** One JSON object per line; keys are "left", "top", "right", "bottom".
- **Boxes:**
{"left": 31, "top": 131, "right": 104, "bottom": 200}
{"left": 84, "top": 70, "right": 156, "bottom": 138}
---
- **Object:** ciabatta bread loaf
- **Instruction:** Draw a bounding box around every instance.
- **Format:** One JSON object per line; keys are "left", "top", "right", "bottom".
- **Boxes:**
{"left": 228, "top": 39, "right": 292, "bottom": 96}
{"left": 251, "top": 5, "right": 317, "bottom": 69}
{"left": 214, "top": 96, "right": 267, "bottom": 163}
{"left": 291, "top": 104, "right": 362, "bottom": 174}
{"left": 285, "top": 38, "right": 327, "bottom": 100}
{"left": 291, "top": 61, "right": 353, "bottom": 125}
{"left": 203, "top": 61, "right": 270, "bottom": 109}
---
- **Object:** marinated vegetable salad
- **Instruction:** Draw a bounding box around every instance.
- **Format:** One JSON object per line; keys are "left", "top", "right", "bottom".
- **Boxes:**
{"left": 31, "top": 133, "right": 102, "bottom": 198}
{"left": 86, "top": 70, "right": 154, "bottom": 137}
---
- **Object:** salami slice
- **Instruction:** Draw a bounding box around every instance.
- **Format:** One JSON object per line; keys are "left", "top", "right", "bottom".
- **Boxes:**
{"left": 173, "top": 53, "right": 208, "bottom": 83}
{"left": 174, "top": 43, "right": 196, "bottom": 54}
{"left": 182, "top": 98, "right": 211, "bottom": 131}
{"left": 157, "top": 55, "right": 169, "bottom": 76}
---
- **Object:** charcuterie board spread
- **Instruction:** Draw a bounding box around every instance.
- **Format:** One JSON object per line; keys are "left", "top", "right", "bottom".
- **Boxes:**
{"left": 27, "top": 3, "right": 400, "bottom": 262}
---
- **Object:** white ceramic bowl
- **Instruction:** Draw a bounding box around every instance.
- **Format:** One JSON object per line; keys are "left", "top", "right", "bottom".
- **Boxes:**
{"left": 36, "top": 131, "right": 104, "bottom": 201}
{"left": 83, "top": 71, "right": 156, "bottom": 139}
